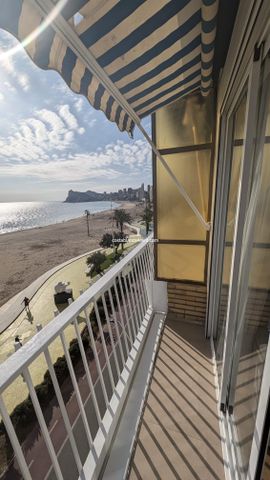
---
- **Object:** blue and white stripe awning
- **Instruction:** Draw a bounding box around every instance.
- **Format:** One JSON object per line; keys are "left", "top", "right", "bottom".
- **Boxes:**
{"left": 1, "top": 0, "right": 218, "bottom": 136}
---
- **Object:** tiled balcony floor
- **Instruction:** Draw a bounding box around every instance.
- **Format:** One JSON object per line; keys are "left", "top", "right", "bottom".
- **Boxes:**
{"left": 128, "top": 314, "right": 226, "bottom": 480}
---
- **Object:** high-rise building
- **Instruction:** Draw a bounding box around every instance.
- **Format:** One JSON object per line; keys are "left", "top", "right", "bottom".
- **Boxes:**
{"left": 138, "top": 183, "right": 144, "bottom": 201}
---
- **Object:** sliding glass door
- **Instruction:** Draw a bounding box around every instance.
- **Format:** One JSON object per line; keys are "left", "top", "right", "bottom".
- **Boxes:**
{"left": 212, "top": 46, "right": 270, "bottom": 479}
{"left": 214, "top": 92, "right": 247, "bottom": 384}
{"left": 228, "top": 58, "right": 270, "bottom": 477}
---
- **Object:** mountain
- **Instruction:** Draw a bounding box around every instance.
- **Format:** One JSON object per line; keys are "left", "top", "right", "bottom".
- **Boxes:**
{"left": 64, "top": 190, "right": 108, "bottom": 203}
{"left": 64, "top": 184, "right": 149, "bottom": 203}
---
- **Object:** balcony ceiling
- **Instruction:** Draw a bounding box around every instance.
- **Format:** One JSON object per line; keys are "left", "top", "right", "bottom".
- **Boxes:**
{"left": 1, "top": 0, "right": 219, "bottom": 135}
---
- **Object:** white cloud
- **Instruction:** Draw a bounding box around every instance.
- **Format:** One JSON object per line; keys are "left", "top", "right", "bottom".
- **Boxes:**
{"left": 74, "top": 98, "right": 84, "bottom": 112}
{"left": 0, "top": 104, "right": 87, "bottom": 162}
{"left": 0, "top": 51, "right": 31, "bottom": 92}
{"left": 17, "top": 73, "right": 30, "bottom": 91}
{"left": 58, "top": 104, "right": 78, "bottom": 130}
{"left": 0, "top": 137, "right": 151, "bottom": 183}
{"left": 3, "top": 80, "right": 16, "bottom": 93}
{"left": 0, "top": 92, "right": 4, "bottom": 102}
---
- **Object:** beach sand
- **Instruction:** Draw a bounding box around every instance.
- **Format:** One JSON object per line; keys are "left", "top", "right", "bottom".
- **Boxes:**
{"left": 0, "top": 201, "right": 143, "bottom": 308}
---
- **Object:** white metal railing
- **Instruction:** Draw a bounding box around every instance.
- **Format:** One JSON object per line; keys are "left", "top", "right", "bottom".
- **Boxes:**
{"left": 0, "top": 239, "right": 154, "bottom": 480}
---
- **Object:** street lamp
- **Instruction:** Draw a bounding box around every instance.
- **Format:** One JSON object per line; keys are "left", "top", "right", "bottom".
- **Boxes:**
{"left": 85, "top": 209, "right": 90, "bottom": 236}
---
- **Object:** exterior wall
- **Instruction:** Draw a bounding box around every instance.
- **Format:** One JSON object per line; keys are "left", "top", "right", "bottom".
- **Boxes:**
{"left": 167, "top": 282, "right": 207, "bottom": 325}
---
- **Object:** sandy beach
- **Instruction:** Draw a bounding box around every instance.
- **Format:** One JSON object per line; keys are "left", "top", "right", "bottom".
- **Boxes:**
{"left": 0, "top": 201, "right": 143, "bottom": 308}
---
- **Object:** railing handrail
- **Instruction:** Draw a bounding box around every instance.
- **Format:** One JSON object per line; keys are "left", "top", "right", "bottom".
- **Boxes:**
{"left": 0, "top": 238, "right": 151, "bottom": 393}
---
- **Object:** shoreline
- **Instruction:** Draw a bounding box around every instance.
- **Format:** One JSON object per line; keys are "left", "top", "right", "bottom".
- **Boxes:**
{"left": 0, "top": 200, "right": 129, "bottom": 237}
{"left": 0, "top": 201, "right": 143, "bottom": 308}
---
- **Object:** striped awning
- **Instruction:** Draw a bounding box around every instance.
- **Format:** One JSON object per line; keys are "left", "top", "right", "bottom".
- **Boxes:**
{"left": 1, "top": 0, "right": 218, "bottom": 136}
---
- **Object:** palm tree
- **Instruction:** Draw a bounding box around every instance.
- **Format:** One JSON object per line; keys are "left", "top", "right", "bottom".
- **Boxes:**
{"left": 113, "top": 231, "right": 127, "bottom": 252}
{"left": 99, "top": 233, "right": 113, "bottom": 249}
{"left": 113, "top": 209, "right": 131, "bottom": 233}
{"left": 86, "top": 251, "right": 106, "bottom": 276}
{"left": 141, "top": 206, "right": 153, "bottom": 235}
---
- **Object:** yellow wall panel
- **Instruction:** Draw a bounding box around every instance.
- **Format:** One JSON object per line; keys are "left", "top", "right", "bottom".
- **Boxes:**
{"left": 156, "top": 150, "right": 211, "bottom": 241}
{"left": 157, "top": 244, "right": 205, "bottom": 282}
{"left": 155, "top": 91, "right": 213, "bottom": 149}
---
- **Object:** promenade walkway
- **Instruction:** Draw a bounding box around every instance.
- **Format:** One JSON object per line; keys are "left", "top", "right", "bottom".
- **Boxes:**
{"left": 0, "top": 233, "right": 140, "bottom": 414}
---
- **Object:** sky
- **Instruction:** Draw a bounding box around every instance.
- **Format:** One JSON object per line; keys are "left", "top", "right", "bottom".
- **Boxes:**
{"left": 0, "top": 30, "right": 152, "bottom": 202}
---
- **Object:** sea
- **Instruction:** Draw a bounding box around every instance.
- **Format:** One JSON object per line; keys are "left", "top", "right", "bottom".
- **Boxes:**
{"left": 0, "top": 201, "right": 119, "bottom": 235}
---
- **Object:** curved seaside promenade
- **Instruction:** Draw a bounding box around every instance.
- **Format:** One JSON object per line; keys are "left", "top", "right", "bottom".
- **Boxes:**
{"left": 0, "top": 226, "right": 141, "bottom": 413}
{"left": 0, "top": 247, "right": 102, "bottom": 334}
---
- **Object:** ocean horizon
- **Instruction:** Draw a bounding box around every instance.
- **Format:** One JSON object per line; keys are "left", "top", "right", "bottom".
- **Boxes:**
{"left": 0, "top": 201, "right": 119, "bottom": 235}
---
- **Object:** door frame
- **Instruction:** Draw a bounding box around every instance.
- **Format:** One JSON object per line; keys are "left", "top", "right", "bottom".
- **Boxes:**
{"left": 219, "top": 46, "right": 263, "bottom": 408}
{"left": 207, "top": 2, "right": 270, "bottom": 478}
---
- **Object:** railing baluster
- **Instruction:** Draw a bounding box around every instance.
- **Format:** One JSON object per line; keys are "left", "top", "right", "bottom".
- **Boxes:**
{"left": 149, "top": 242, "right": 154, "bottom": 277}
{"left": 138, "top": 254, "right": 148, "bottom": 310}
{"left": 118, "top": 275, "right": 135, "bottom": 345}
{"left": 101, "top": 293, "right": 121, "bottom": 379}
{"left": 141, "top": 249, "right": 151, "bottom": 301}
{"left": 0, "top": 396, "right": 32, "bottom": 480}
{"left": 73, "top": 318, "right": 102, "bottom": 426}
{"left": 129, "top": 267, "right": 142, "bottom": 329}
{"left": 84, "top": 307, "right": 109, "bottom": 407}
{"left": 93, "top": 300, "right": 116, "bottom": 391}
{"left": 144, "top": 243, "right": 151, "bottom": 277}
{"left": 140, "top": 251, "right": 149, "bottom": 296}
{"left": 60, "top": 332, "right": 94, "bottom": 452}
{"left": 136, "top": 255, "right": 148, "bottom": 312}
{"left": 130, "top": 263, "right": 144, "bottom": 325}
{"left": 113, "top": 279, "right": 130, "bottom": 356}
{"left": 43, "top": 348, "right": 83, "bottom": 475}
{"left": 123, "top": 273, "right": 138, "bottom": 337}
{"left": 108, "top": 288, "right": 126, "bottom": 368}
{"left": 23, "top": 368, "right": 64, "bottom": 480}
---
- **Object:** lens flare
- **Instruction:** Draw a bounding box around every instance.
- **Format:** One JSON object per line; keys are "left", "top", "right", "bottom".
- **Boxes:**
{"left": 0, "top": 0, "right": 68, "bottom": 60}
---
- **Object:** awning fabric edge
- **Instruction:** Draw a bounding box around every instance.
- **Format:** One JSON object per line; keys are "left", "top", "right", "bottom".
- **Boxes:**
{"left": 0, "top": 0, "right": 218, "bottom": 136}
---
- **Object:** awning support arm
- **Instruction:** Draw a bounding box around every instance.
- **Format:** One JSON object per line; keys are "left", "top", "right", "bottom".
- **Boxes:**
{"left": 137, "top": 124, "right": 211, "bottom": 231}
{"left": 31, "top": 0, "right": 210, "bottom": 232}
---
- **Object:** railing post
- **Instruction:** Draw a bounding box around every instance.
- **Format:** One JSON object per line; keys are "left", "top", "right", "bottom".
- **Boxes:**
{"left": 60, "top": 332, "right": 95, "bottom": 455}
{"left": 122, "top": 273, "right": 138, "bottom": 337}
{"left": 23, "top": 368, "right": 64, "bottom": 480}
{"left": 84, "top": 307, "right": 110, "bottom": 407}
{"left": 43, "top": 347, "right": 83, "bottom": 476}
{"left": 113, "top": 279, "right": 130, "bottom": 356}
{"left": 136, "top": 254, "right": 148, "bottom": 311}
{"left": 73, "top": 318, "right": 103, "bottom": 426}
{"left": 108, "top": 288, "right": 126, "bottom": 368}
{"left": 0, "top": 396, "right": 32, "bottom": 480}
{"left": 130, "top": 260, "right": 145, "bottom": 329}
{"left": 101, "top": 293, "right": 121, "bottom": 379}
{"left": 118, "top": 275, "right": 135, "bottom": 344}
{"left": 93, "top": 300, "right": 116, "bottom": 391}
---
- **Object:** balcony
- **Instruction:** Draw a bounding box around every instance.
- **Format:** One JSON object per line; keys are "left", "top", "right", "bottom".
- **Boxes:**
{"left": 0, "top": 239, "right": 225, "bottom": 480}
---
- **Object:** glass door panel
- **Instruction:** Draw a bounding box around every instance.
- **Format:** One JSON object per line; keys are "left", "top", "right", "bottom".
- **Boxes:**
{"left": 230, "top": 79, "right": 270, "bottom": 476}
{"left": 215, "top": 93, "right": 247, "bottom": 383}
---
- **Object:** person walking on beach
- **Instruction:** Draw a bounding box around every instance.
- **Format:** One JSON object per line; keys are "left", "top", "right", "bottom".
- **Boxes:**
{"left": 22, "top": 297, "right": 30, "bottom": 314}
